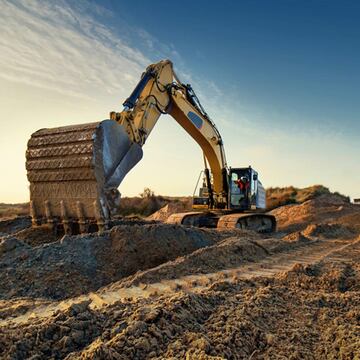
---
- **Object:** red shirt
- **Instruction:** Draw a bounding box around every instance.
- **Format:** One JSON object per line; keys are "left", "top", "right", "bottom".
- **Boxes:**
{"left": 236, "top": 180, "right": 249, "bottom": 191}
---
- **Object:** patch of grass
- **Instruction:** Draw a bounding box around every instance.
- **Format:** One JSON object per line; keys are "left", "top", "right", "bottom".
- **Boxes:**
{"left": 118, "top": 189, "right": 192, "bottom": 217}
{"left": 0, "top": 203, "right": 29, "bottom": 219}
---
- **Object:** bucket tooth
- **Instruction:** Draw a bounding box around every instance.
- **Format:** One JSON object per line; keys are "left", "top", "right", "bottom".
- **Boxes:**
{"left": 60, "top": 200, "right": 72, "bottom": 234}
{"left": 93, "top": 200, "right": 106, "bottom": 233}
{"left": 44, "top": 200, "right": 55, "bottom": 230}
{"left": 76, "top": 201, "right": 88, "bottom": 233}
{"left": 30, "top": 201, "right": 40, "bottom": 226}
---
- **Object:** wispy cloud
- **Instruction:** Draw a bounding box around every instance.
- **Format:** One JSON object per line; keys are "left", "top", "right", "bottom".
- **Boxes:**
{"left": 0, "top": 0, "right": 154, "bottom": 101}
{"left": 0, "top": 0, "right": 223, "bottom": 110}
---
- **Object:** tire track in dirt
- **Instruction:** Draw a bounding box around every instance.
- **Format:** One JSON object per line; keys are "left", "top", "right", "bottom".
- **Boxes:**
{"left": 2, "top": 238, "right": 356, "bottom": 326}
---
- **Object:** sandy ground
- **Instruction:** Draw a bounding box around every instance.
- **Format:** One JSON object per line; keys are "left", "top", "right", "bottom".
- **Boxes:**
{"left": 0, "top": 193, "right": 359, "bottom": 359}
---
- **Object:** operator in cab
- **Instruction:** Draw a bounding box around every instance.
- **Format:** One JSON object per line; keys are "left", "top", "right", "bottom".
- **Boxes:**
{"left": 236, "top": 176, "right": 250, "bottom": 193}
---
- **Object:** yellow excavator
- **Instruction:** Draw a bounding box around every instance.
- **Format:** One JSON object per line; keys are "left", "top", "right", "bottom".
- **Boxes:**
{"left": 26, "top": 60, "right": 276, "bottom": 234}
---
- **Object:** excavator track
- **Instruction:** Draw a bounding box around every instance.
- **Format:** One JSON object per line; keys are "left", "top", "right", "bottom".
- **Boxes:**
{"left": 217, "top": 213, "right": 276, "bottom": 233}
{"left": 166, "top": 212, "right": 218, "bottom": 228}
{"left": 26, "top": 120, "right": 142, "bottom": 234}
{"left": 166, "top": 211, "right": 276, "bottom": 233}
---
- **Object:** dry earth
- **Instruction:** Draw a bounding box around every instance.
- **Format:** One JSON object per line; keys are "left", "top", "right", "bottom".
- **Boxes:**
{"left": 0, "top": 192, "right": 359, "bottom": 359}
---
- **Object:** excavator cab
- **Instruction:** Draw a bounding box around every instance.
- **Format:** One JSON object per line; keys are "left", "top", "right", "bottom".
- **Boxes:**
{"left": 229, "top": 167, "right": 266, "bottom": 211}
{"left": 192, "top": 167, "right": 266, "bottom": 212}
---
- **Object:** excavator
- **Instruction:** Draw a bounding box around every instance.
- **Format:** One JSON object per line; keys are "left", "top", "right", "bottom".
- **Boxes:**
{"left": 26, "top": 60, "right": 276, "bottom": 234}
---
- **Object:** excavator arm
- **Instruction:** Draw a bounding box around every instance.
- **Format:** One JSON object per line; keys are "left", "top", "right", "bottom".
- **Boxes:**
{"left": 110, "top": 60, "right": 228, "bottom": 205}
{"left": 26, "top": 60, "right": 228, "bottom": 232}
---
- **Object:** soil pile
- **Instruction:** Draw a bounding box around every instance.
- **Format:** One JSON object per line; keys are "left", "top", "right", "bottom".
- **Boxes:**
{"left": 302, "top": 223, "right": 357, "bottom": 239}
{"left": 118, "top": 195, "right": 192, "bottom": 218}
{"left": 0, "top": 224, "right": 237, "bottom": 300}
{"left": 113, "top": 231, "right": 269, "bottom": 288}
{"left": 270, "top": 193, "right": 359, "bottom": 233}
{"left": 146, "top": 202, "right": 190, "bottom": 222}
{"left": 266, "top": 184, "right": 349, "bottom": 210}
{"left": 0, "top": 216, "right": 31, "bottom": 237}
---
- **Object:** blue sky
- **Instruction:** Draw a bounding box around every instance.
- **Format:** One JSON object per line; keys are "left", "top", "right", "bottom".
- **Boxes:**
{"left": 0, "top": 0, "right": 359, "bottom": 202}
{"left": 103, "top": 0, "right": 360, "bottom": 135}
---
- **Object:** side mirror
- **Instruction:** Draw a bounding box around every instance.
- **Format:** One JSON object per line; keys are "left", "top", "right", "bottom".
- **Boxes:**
{"left": 253, "top": 174, "right": 258, "bottom": 181}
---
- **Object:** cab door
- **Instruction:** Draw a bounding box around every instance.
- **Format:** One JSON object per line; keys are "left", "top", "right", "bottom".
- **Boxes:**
{"left": 229, "top": 172, "right": 242, "bottom": 208}
{"left": 229, "top": 168, "right": 251, "bottom": 210}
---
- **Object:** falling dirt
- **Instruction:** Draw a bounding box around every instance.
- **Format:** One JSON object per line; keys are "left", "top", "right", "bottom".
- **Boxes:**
{"left": 0, "top": 192, "right": 359, "bottom": 359}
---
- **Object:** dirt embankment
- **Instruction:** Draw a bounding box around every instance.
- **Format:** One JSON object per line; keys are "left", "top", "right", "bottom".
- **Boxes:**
{"left": 266, "top": 185, "right": 349, "bottom": 210}
{"left": 0, "top": 223, "right": 232, "bottom": 300}
{"left": 0, "top": 216, "right": 31, "bottom": 237}
{"left": 270, "top": 193, "right": 359, "bottom": 233}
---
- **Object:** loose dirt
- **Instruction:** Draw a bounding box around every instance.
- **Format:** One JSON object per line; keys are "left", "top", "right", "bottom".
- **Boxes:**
{"left": 0, "top": 224, "right": 237, "bottom": 300}
{"left": 146, "top": 202, "right": 190, "bottom": 222}
{"left": 0, "top": 192, "right": 359, "bottom": 359}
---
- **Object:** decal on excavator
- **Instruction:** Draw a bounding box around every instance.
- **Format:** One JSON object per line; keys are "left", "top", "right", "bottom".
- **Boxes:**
{"left": 187, "top": 111, "right": 203, "bottom": 129}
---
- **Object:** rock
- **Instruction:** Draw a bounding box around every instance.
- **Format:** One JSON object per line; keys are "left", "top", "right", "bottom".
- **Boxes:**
{"left": 143, "top": 308, "right": 162, "bottom": 323}
{"left": 135, "top": 336, "right": 151, "bottom": 352}
{"left": 0, "top": 237, "right": 24, "bottom": 255}
{"left": 111, "top": 321, "right": 128, "bottom": 336}
{"left": 69, "top": 300, "right": 91, "bottom": 316}
{"left": 126, "top": 320, "right": 147, "bottom": 336}
{"left": 70, "top": 329, "right": 84, "bottom": 344}
{"left": 266, "top": 333, "right": 275, "bottom": 345}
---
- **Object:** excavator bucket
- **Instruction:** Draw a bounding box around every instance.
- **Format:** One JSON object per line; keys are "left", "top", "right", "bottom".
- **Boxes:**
{"left": 26, "top": 120, "right": 142, "bottom": 233}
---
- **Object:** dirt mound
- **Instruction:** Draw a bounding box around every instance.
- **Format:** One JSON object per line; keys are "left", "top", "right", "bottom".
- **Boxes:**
{"left": 147, "top": 202, "right": 190, "bottom": 222}
{"left": 115, "top": 231, "right": 266, "bottom": 288}
{"left": 0, "top": 237, "right": 29, "bottom": 256}
{"left": 302, "top": 223, "right": 357, "bottom": 239}
{"left": 266, "top": 185, "right": 349, "bottom": 210}
{"left": 118, "top": 194, "right": 192, "bottom": 218}
{"left": 336, "top": 211, "right": 360, "bottom": 232}
{"left": 270, "top": 194, "right": 359, "bottom": 233}
{"left": 0, "top": 224, "right": 228, "bottom": 300}
{"left": 13, "top": 225, "right": 60, "bottom": 246}
{"left": 0, "top": 216, "right": 31, "bottom": 237}
{"left": 0, "top": 300, "right": 103, "bottom": 359}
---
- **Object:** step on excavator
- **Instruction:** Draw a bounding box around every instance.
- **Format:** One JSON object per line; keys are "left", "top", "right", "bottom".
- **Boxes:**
{"left": 26, "top": 60, "right": 276, "bottom": 234}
